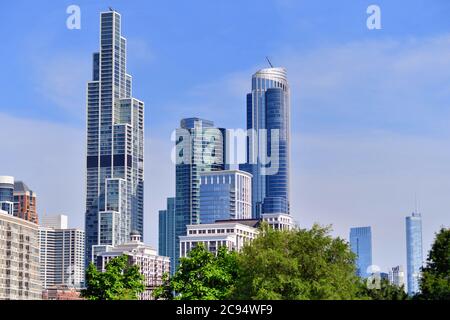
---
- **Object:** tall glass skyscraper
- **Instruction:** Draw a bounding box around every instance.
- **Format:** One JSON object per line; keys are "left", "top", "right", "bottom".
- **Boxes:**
{"left": 174, "top": 118, "right": 225, "bottom": 267}
{"left": 85, "top": 10, "right": 144, "bottom": 266}
{"left": 158, "top": 197, "right": 176, "bottom": 274}
{"left": 349, "top": 226, "right": 373, "bottom": 278}
{"left": 406, "top": 212, "right": 423, "bottom": 295}
{"left": 240, "top": 67, "right": 290, "bottom": 218}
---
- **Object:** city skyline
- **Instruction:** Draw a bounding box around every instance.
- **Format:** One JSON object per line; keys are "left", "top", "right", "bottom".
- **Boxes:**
{"left": 1, "top": 1, "right": 450, "bottom": 273}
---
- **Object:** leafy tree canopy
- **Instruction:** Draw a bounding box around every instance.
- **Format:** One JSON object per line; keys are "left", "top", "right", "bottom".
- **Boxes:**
{"left": 81, "top": 254, "right": 145, "bottom": 300}
{"left": 232, "top": 223, "right": 364, "bottom": 300}
{"left": 155, "top": 244, "right": 238, "bottom": 300}
{"left": 362, "top": 278, "right": 408, "bottom": 300}
{"left": 417, "top": 228, "right": 450, "bottom": 300}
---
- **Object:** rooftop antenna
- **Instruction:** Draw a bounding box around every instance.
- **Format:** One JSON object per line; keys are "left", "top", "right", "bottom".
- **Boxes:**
{"left": 266, "top": 56, "right": 274, "bottom": 68}
{"left": 109, "top": 7, "right": 115, "bottom": 12}
{"left": 414, "top": 193, "right": 420, "bottom": 215}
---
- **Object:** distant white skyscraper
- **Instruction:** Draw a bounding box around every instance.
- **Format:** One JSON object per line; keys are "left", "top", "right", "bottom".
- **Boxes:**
{"left": 41, "top": 214, "right": 68, "bottom": 229}
{"left": 39, "top": 215, "right": 85, "bottom": 289}
{"left": 406, "top": 212, "right": 423, "bottom": 295}
{"left": 389, "top": 265, "right": 406, "bottom": 289}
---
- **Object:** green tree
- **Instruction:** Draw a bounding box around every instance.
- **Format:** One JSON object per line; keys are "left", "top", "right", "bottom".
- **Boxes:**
{"left": 417, "top": 228, "right": 450, "bottom": 300}
{"left": 154, "top": 244, "right": 238, "bottom": 300}
{"left": 361, "top": 278, "right": 408, "bottom": 300}
{"left": 232, "top": 224, "right": 364, "bottom": 300}
{"left": 81, "top": 254, "right": 145, "bottom": 300}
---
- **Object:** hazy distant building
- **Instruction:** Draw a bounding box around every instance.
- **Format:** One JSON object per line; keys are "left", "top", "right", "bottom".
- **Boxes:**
{"left": 380, "top": 272, "right": 389, "bottom": 281}
{"left": 406, "top": 212, "right": 423, "bottom": 295}
{"left": 0, "top": 209, "right": 41, "bottom": 300}
{"left": 158, "top": 197, "right": 176, "bottom": 275}
{"left": 389, "top": 265, "right": 406, "bottom": 289}
{"left": 96, "top": 231, "right": 170, "bottom": 300}
{"left": 13, "top": 181, "right": 38, "bottom": 224}
{"left": 39, "top": 215, "right": 85, "bottom": 289}
{"left": 0, "top": 176, "right": 14, "bottom": 215}
{"left": 349, "top": 227, "right": 373, "bottom": 278}
{"left": 40, "top": 214, "right": 68, "bottom": 229}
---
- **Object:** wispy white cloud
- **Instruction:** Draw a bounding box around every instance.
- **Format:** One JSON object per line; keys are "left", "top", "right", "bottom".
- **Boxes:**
{"left": 127, "top": 37, "right": 156, "bottom": 65}
{"left": 281, "top": 34, "right": 450, "bottom": 133}
{"left": 32, "top": 53, "right": 90, "bottom": 117}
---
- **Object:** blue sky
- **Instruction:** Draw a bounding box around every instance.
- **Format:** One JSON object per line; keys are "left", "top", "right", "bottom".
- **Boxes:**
{"left": 1, "top": 0, "right": 450, "bottom": 272}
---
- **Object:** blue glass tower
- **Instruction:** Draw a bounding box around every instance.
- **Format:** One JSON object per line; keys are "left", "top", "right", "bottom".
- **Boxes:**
{"left": 350, "top": 227, "right": 373, "bottom": 278}
{"left": 85, "top": 10, "right": 145, "bottom": 266}
{"left": 240, "top": 67, "right": 290, "bottom": 218}
{"left": 158, "top": 197, "right": 176, "bottom": 275}
{"left": 406, "top": 212, "right": 423, "bottom": 295}
{"left": 174, "top": 118, "right": 225, "bottom": 267}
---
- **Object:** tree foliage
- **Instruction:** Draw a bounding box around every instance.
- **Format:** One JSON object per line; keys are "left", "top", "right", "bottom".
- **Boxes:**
{"left": 81, "top": 254, "right": 145, "bottom": 300}
{"left": 361, "top": 278, "right": 408, "bottom": 300}
{"left": 154, "top": 244, "right": 238, "bottom": 300}
{"left": 232, "top": 223, "right": 363, "bottom": 300}
{"left": 417, "top": 228, "right": 450, "bottom": 300}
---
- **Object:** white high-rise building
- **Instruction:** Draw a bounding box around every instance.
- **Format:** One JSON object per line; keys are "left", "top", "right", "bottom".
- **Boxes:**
{"left": 0, "top": 209, "right": 41, "bottom": 299}
{"left": 41, "top": 214, "right": 68, "bottom": 229}
{"left": 389, "top": 265, "right": 406, "bottom": 289}
{"left": 39, "top": 215, "right": 85, "bottom": 289}
{"left": 85, "top": 9, "right": 145, "bottom": 267}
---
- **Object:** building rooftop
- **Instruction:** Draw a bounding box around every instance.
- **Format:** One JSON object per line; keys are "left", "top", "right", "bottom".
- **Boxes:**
{"left": 214, "top": 219, "right": 260, "bottom": 228}
{"left": 14, "top": 181, "right": 34, "bottom": 194}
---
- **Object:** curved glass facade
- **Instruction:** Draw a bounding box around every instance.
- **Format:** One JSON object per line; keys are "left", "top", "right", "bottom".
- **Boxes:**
{"left": 263, "top": 88, "right": 289, "bottom": 214}
{"left": 241, "top": 68, "right": 290, "bottom": 217}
